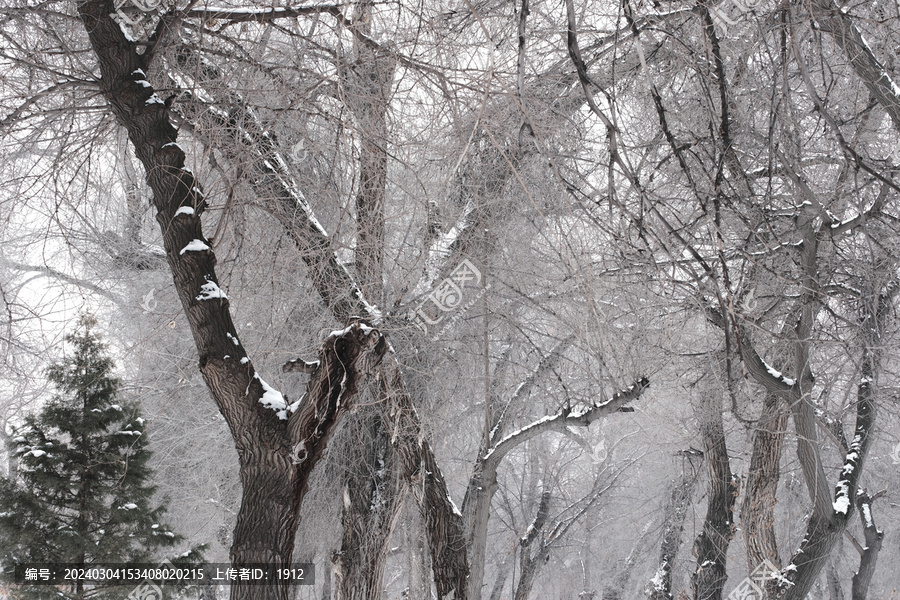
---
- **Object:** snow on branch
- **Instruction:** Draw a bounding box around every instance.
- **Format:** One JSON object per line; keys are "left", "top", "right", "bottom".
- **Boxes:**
{"left": 808, "top": 0, "right": 900, "bottom": 132}
{"left": 489, "top": 335, "right": 575, "bottom": 445}
{"left": 733, "top": 325, "right": 796, "bottom": 395}
{"left": 851, "top": 489, "right": 885, "bottom": 598}
{"left": 282, "top": 357, "right": 320, "bottom": 374}
{"left": 483, "top": 377, "right": 648, "bottom": 465}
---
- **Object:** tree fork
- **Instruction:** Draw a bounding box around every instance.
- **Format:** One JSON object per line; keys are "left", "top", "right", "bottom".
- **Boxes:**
{"left": 77, "top": 2, "right": 388, "bottom": 598}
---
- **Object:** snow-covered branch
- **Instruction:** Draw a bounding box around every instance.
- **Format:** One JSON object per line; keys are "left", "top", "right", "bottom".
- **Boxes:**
{"left": 483, "top": 377, "right": 649, "bottom": 466}
{"left": 851, "top": 489, "right": 885, "bottom": 599}
{"left": 488, "top": 335, "right": 575, "bottom": 446}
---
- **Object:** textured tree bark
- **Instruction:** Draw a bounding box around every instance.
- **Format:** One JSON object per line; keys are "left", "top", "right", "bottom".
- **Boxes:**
{"left": 76, "top": 4, "right": 388, "bottom": 598}
{"left": 741, "top": 392, "right": 788, "bottom": 596}
{"left": 850, "top": 491, "right": 885, "bottom": 600}
{"left": 344, "top": 0, "right": 394, "bottom": 309}
{"left": 164, "top": 44, "right": 467, "bottom": 598}
{"left": 334, "top": 7, "right": 403, "bottom": 596}
{"left": 772, "top": 240, "right": 892, "bottom": 599}
{"left": 775, "top": 355, "right": 879, "bottom": 598}
{"left": 645, "top": 452, "right": 703, "bottom": 600}
{"left": 151, "top": 10, "right": 662, "bottom": 596}
{"left": 380, "top": 359, "right": 469, "bottom": 600}
{"left": 690, "top": 389, "right": 737, "bottom": 600}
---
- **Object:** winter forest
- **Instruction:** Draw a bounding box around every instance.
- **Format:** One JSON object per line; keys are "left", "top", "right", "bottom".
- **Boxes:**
{"left": 1, "top": 0, "right": 900, "bottom": 598}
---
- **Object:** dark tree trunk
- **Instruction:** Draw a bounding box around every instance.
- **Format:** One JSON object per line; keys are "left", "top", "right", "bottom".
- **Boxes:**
{"left": 691, "top": 389, "right": 737, "bottom": 600}
{"left": 807, "top": 0, "right": 900, "bottom": 132}
{"left": 379, "top": 361, "right": 469, "bottom": 600}
{"left": 741, "top": 392, "right": 788, "bottom": 597}
{"left": 513, "top": 489, "right": 551, "bottom": 600}
{"left": 344, "top": 0, "right": 394, "bottom": 308}
{"left": 773, "top": 379, "right": 876, "bottom": 599}
{"left": 335, "top": 7, "right": 402, "bottom": 596}
{"left": 850, "top": 490, "right": 884, "bottom": 600}
{"left": 163, "top": 36, "right": 468, "bottom": 599}
{"left": 76, "top": 4, "right": 388, "bottom": 599}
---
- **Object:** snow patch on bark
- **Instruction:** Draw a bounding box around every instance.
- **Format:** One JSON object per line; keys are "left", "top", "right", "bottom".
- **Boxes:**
{"left": 254, "top": 373, "right": 288, "bottom": 420}
{"left": 179, "top": 239, "right": 209, "bottom": 255}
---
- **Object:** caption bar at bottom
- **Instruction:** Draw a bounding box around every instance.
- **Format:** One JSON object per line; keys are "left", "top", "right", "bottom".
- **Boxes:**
{"left": 14, "top": 563, "right": 314, "bottom": 586}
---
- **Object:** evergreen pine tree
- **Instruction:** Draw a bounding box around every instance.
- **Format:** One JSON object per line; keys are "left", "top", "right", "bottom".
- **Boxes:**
{"left": 0, "top": 314, "right": 188, "bottom": 599}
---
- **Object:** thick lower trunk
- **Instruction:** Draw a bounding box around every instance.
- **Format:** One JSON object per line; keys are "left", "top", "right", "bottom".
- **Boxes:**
{"left": 230, "top": 465, "right": 300, "bottom": 600}
{"left": 463, "top": 460, "right": 498, "bottom": 600}
{"left": 741, "top": 392, "right": 787, "bottom": 596}
{"left": 779, "top": 514, "right": 845, "bottom": 599}
{"left": 691, "top": 390, "right": 737, "bottom": 600}
{"left": 418, "top": 439, "right": 468, "bottom": 600}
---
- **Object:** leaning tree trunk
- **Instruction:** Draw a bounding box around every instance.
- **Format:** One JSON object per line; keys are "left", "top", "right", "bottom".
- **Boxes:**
{"left": 740, "top": 392, "right": 788, "bottom": 597}
{"left": 77, "top": 3, "right": 388, "bottom": 598}
{"left": 513, "top": 489, "right": 552, "bottom": 600}
{"left": 770, "top": 221, "right": 892, "bottom": 599}
{"left": 691, "top": 386, "right": 738, "bottom": 600}
{"left": 851, "top": 490, "right": 885, "bottom": 600}
{"left": 807, "top": 0, "right": 900, "bottom": 132}
{"left": 163, "top": 36, "right": 469, "bottom": 598}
